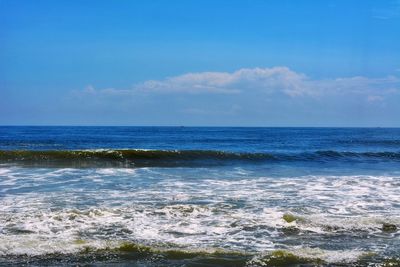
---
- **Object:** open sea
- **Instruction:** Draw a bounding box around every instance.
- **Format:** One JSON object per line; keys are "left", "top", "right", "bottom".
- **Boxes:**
{"left": 0, "top": 126, "right": 399, "bottom": 266}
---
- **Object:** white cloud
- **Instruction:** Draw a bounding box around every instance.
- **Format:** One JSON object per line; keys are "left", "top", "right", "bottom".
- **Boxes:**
{"left": 314, "top": 75, "right": 400, "bottom": 96}
{"left": 134, "top": 67, "right": 312, "bottom": 96}
{"left": 77, "top": 67, "right": 400, "bottom": 100}
{"left": 73, "top": 85, "right": 134, "bottom": 97}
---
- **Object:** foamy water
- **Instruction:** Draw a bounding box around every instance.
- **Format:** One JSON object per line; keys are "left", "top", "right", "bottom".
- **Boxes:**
{"left": 1, "top": 166, "right": 399, "bottom": 265}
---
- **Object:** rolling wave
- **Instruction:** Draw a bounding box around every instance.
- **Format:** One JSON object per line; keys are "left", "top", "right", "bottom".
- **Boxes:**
{"left": 0, "top": 149, "right": 399, "bottom": 167}
{"left": 0, "top": 237, "right": 392, "bottom": 266}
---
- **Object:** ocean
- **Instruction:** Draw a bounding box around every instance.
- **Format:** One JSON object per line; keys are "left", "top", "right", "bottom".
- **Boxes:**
{"left": 0, "top": 126, "right": 399, "bottom": 266}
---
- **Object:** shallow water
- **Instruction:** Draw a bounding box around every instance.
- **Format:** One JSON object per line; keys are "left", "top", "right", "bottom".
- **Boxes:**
{"left": 0, "top": 127, "right": 399, "bottom": 266}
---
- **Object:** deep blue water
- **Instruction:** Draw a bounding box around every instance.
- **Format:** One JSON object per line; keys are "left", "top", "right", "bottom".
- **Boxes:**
{"left": 1, "top": 126, "right": 400, "bottom": 153}
{"left": 0, "top": 127, "right": 399, "bottom": 266}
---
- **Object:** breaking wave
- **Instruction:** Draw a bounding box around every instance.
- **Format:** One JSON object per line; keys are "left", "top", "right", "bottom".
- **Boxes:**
{"left": 0, "top": 149, "right": 399, "bottom": 167}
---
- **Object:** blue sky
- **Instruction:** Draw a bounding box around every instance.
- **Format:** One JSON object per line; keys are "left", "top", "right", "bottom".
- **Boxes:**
{"left": 1, "top": 0, "right": 400, "bottom": 126}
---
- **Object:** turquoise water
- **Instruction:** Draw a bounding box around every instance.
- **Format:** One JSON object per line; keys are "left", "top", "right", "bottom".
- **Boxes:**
{"left": 0, "top": 127, "right": 399, "bottom": 266}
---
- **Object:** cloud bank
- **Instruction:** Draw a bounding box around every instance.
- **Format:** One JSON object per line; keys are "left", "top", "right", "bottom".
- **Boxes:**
{"left": 66, "top": 66, "right": 400, "bottom": 126}
{"left": 79, "top": 67, "right": 400, "bottom": 101}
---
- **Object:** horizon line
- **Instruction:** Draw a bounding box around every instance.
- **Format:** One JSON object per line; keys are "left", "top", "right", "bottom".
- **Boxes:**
{"left": 0, "top": 125, "right": 399, "bottom": 129}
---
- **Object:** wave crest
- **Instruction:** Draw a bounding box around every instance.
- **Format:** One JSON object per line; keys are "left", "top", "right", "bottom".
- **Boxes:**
{"left": 0, "top": 149, "right": 399, "bottom": 167}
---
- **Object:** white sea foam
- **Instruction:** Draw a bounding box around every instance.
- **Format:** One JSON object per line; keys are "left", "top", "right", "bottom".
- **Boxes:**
{"left": 0, "top": 167, "right": 12, "bottom": 176}
{"left": 0, "top": 167, "right": 399, "bottom": 262}
{"left": 96, "top": 168, "right": 137, "bottom": 175}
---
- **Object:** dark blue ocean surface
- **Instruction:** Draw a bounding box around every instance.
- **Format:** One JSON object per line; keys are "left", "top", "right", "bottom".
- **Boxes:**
{"left": 0, "top": 126, "right": 399, "bottom": 174}
{"left": 0, "top": 127, "right": 399, "bottom": 266}
{"left": 1, "top": 126, "right": 400, "bottom": 153}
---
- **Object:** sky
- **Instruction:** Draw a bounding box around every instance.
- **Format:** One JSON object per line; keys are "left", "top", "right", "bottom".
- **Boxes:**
{"left": 1, "top": 0, "right": 400, "bottom": 126}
